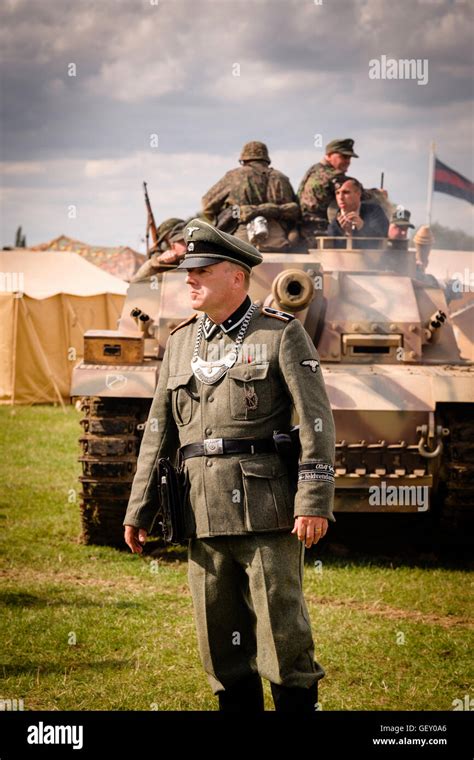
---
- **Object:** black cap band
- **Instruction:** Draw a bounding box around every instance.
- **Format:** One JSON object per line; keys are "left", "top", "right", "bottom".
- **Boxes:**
{"left": 178, "top": 239, "right": 253, "bottom": 272}
{"left": 186, "top": 240, "right": 231, "bottom": 257}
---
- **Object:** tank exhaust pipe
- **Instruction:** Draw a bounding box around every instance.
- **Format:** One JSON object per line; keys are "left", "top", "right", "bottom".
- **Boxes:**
{"left": 130, "top": 306, "right": 151, "bottom": 333}
{"left": 426, "top": 309, "right": 447, "bottom": 341}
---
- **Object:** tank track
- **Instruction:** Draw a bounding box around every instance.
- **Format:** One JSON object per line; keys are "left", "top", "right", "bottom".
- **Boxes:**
{"left": 78, "top": 397, "right": 151, "bottom": 547}
{"left": 436, "top": 403, "right": 474, "bottom": 545}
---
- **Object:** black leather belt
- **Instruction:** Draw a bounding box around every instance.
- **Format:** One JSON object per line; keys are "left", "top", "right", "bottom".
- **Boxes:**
{"left": 180, "top": 437, "right": 276, "bottom": 460}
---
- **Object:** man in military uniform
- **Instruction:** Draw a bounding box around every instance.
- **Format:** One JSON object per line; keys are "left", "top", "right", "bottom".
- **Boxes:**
{"left": 202, "top": 141, "right": 300, "bottom": 251}
{"left": 327, "top": 177, "right": 389, "bottom": 248}
{"left": 387, "top": 206, "right": 415, "bottom": 250}
{"left": 298, "top": 138, "right": 359, "bottom": 243}
{"left": 124, "top": 219, "right": 336, "bottom": 712}
{"left": 132, "top": 219, "right": 187, "bottom": 282}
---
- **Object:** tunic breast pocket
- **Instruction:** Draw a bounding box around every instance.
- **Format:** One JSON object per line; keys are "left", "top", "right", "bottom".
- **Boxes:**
{"left": 167, "top": 372, "right": 197, "bottom": 426}
{"left": 227, "top": 362, "right": 271, "bottom": 420}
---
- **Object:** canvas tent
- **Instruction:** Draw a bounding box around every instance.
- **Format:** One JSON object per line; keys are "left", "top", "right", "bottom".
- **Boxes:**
{"left": 0, "top": 249, "right": 127, "bottom": 405}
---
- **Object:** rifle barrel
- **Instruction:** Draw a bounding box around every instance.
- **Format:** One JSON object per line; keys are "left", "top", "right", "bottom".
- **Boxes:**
{"left": 143, "top": 180, "right": 159, "bottom": 252}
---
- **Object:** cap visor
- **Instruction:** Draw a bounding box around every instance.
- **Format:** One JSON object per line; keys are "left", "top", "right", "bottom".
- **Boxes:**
{"left": 176, "top": 256, "right": 222, "bottom": 270}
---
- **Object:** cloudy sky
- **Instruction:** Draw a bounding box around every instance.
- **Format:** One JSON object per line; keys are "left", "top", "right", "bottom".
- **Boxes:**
{"left": 1, "top": 0, "right": 473, "bottom": 251}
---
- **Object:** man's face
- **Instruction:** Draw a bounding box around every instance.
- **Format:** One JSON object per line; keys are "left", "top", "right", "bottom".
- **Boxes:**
{"left": 335, "top": 180, "right": 361, "bottom": 213}
{"left": 388, "top": 224, "right": 408, "bottom": 240}
{"left": 326, "top": 152, "right": 351, "bottom": 173}
{"left": 185, "top": 261, "right": 241, "bottom": 312}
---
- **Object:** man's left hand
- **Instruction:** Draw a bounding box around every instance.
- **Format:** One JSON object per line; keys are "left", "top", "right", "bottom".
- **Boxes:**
{"left": 292, "top": 516, "right": 328, "bottom": 548}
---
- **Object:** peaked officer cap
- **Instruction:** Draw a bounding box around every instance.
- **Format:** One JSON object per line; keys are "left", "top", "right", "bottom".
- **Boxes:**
{"left": 177, "top": 218, "right": 263, "bottom": 273}
{"left": 325, "top": 138, "right": 359, "bottom": 157}
{"left": 390, "top": 206, "right": 415, "bottom": 228}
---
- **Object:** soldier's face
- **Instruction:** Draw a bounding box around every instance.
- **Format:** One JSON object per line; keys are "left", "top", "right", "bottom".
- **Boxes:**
{"left": 335, "top": 180, "right": 361, "bottom": 212}
{"left": 185, "top": 262, "right": 237, "bottom": 312}
{"left": 327, "top": 152, "right": 351, "bottom": 172}
{"left": 388, "top": 224, "right": 408, "bottom": 239}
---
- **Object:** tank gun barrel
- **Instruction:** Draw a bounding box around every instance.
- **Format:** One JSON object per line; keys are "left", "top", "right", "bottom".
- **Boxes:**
{"left": 270, "top": 269, "right": 316, "bottom": 312}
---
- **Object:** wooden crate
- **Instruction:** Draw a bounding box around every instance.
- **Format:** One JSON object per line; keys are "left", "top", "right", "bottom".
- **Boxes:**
{"left": 83, "top": 330, "right": 144, "bottom": 365}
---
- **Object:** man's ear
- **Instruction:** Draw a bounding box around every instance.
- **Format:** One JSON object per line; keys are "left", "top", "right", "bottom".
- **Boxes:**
{"left": 234, "top": 270, "right": 243, "bottom": 289}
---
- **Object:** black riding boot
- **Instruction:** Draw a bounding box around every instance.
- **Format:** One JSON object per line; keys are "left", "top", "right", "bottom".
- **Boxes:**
{"left": 270, "top": 681, "right": 319, "bottom": 713}
{"left": 217, "top": 672, "right": 265, "bottom": 712}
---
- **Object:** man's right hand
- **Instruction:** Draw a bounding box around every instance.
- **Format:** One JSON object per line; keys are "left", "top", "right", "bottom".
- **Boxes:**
{"left": 124, "top": 525, "right": 148, "bottom": 554}
{"left": 339, "top": 211, "right": 363, "bottom": 233}
{"left": 156, "top": 248, "right": 183, "bottom": 265}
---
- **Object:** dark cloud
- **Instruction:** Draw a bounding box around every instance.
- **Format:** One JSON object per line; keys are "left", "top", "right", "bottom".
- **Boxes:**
{"left": 0, "top": 0, "right": 472, "bottom": 245}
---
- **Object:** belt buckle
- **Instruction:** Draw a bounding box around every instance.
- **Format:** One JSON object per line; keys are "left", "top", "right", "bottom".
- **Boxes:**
{"left": 203, "top": 438, "right": 224, "bottom": 456}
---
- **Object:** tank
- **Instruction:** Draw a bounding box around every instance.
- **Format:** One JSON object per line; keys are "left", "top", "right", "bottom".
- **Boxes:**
{"left": 71, "top": 231, "right": 474, "bottom": 548}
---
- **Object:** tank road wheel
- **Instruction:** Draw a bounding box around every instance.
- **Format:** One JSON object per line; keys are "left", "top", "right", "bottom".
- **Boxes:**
{"left": 77, "top": 397, "right": 152, "bottom": 547}
{"left": 435, "top": 403, "right": 474, "bottom": 549}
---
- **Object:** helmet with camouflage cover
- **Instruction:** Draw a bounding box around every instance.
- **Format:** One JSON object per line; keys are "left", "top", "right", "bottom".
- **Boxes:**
{"left": 150, "top": 217, "right": 185, "bottom": 253}
{"left": 168, "top": 220, "right": 187, "bottom": 243}
{"left": 239, "top": 141, "right": 270, "bottom": 163}
{"left": 156, "top": 218, "right": 185, "bottom": 248}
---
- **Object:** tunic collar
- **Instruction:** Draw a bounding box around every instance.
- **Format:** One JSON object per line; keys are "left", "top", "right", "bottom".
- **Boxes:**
{"left": 203, "top": 295, "right": 252, "bottom": 340}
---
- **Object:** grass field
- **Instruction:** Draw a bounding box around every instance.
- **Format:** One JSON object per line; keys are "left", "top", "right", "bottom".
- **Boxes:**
{"left": 0, "top": 406, "right": 472, "bottom": 711}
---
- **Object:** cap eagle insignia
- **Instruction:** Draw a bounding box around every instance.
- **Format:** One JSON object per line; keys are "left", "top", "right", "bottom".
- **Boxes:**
{"left": 300, "top": 359, "right": 320, "bottom": 373}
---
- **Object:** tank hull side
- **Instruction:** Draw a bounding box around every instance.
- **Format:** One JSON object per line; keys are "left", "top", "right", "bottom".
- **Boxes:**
{"left": 71, "top": 361, "right": 160, "bottom": 399}
{"left": 322, "top": 363, "right": 474, "bottom": 513}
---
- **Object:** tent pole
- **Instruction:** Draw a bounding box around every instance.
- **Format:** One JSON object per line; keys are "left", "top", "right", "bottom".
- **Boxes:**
{"left": 20, "top": 298, "right": 67, "bottom": 412}
{"left": 10, "top": 294, "right": 20, "bottom": 406}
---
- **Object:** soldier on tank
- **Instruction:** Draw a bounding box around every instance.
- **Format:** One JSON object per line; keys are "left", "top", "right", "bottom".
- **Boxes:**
{"left": 202, "top": 141, "right": 300, "bottom": 252}
{"left": 387, "top": 206, "right": 415, "bottom": 251}
{"left": 124, "top": 218, "right": 336, "bottom": 712}
{"left": 326, "top": 177, "right": 389, "bottom": 248}
{"left": 298, "top": 138, "right": 359, "bottom": 243}
{"left": 132, "top": 219, "right": 187, "bottom": 282}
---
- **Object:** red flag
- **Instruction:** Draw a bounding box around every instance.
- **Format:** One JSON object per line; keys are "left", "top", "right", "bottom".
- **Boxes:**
{"left": 434, "top": 158, "right": 473, "bottom": 205}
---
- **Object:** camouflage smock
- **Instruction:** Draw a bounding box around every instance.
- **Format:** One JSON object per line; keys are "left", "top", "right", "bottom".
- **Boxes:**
{"left": 202, "top": 161, "right": 299, "bottom": 248}
{"left": 297, "top": 160, "right": 346, "bottom": 231}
